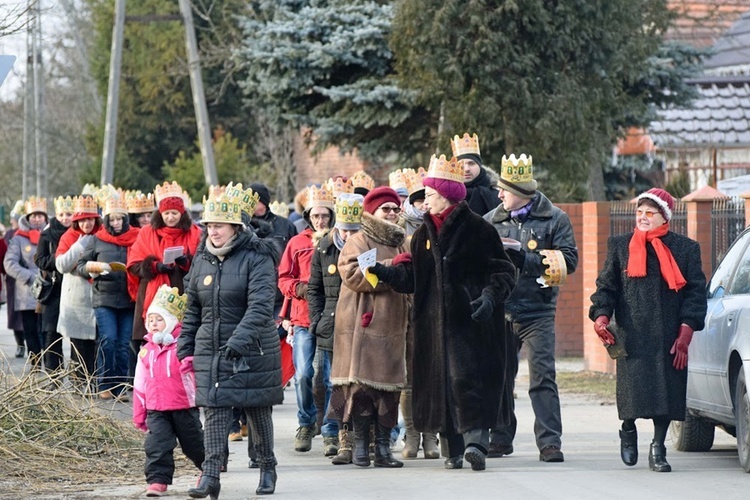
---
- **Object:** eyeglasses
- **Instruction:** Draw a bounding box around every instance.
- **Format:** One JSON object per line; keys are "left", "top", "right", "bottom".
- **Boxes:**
{"left": 636, "top": 208, "right": 659, "bottom": 219}
{"left": 310, "top": 214, "right": 331, "bottom": 221}
{"left": 378, "top": 206, "right": 401, "bottom": 214}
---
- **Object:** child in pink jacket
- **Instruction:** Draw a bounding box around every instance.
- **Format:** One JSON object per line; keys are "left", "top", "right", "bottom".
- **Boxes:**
{"left": 133, "top": 285, "right": 204, "bottom": 497}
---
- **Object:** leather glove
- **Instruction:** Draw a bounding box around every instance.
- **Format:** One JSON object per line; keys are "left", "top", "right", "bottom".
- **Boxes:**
{"left": 594, "top": 316, "right": 615, "bottom": 345}
{"left": 295, "top": 281, "right": 308, "bottom": 300}
{"left": 505, "top": 248, "right": 525, "bottom": 269}
{"left": 470, "top": 294, "right": 494, "bottom": 322}
{"left": 85, "top": 261, "right": 112, "bottom": 275}
{"left": 670, "top": 324, "right": 694, "bottom": 370}
{"left": 174, "top": 255, "right": 190, "bottom": 268}
{"left": 369, "top": 262, "right": 396, "bottom": 284}
{"left": 224, "top": 345, "right": 243, "bottom": 361}
{"left": 155, "top": 261, "right": 174, "bottom": 274}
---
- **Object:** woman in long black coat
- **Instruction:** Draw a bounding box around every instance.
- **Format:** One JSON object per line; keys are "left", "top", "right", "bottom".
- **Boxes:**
{"left": 177, "top": 193, "right": 282, "bottom": 498}
{"left": 371, "top": 158, "right": 517, "bottom": 472}
{"left": 590, "top": 188, "right": 707, "bottom": 473}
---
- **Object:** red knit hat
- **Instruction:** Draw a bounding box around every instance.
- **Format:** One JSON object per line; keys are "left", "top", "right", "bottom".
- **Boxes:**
{"left": 159, "top": 196, "right": 186, "bottom": 214}
{"left": 423, "top": 177, "right": 467, "bottom": 203}
{"left": 636, "top": 188, "right": 674, "bottom": 221}
{"left": 364, "top": 186, "right": 402, "bottom": 214}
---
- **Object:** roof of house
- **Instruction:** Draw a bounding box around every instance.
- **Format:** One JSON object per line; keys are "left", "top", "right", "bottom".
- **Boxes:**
{"left": 703, "top": 10, "right": 750, "bottom": 72}
{"left": 666, "top": 1, "right": 749, "bottom": 48}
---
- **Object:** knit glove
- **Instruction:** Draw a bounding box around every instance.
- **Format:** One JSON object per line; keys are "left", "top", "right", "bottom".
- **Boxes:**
{"left": 594, "top": 316, "right": 615, "bottom": 345}
{"left": 369, "top": 262, "right": 396, "bottom": 284}
{"left": 174, "top": 254, "right": 190, "bottom": 269}
{"left": 392, "top": 253, "right": 412, "bottom": 266}
{"left": 154, "top": 261, "right": 174, "bottom": 274}
{"left": 670, "top": 324, "right": 694, "bottom": 370}
{"left": 295, "top": 281, "right": 308, "bottom": 300}
{"left": 470, "top": 294, "right": 494, "bottom": 322}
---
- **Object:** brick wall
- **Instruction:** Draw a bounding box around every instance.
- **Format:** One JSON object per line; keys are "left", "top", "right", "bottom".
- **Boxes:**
{"left": 555, "top": 203, "right": 584, "bottom": 357}
{"left": 293, "top": 136, "right": 369, "bottom": 192}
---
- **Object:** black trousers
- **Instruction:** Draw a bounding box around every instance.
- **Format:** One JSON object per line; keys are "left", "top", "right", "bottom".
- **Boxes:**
{"left": 44, "top": 330, "right": 64, "bottom": 372}
{"left": 144, "top": 408, "right": 205, "bottom": 485}
{"left": 20, "top": 310, "right": 43, "bottom": 358}
{"left": 70, "top": 338, "right": 96, "bottom": 385}
{"left": 204, "top": 406, "right": 275, "bottom": 477}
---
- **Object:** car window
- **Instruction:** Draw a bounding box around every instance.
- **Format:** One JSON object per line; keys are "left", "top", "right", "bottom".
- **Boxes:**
{"left": 710, "top": 231, "right": 750, "bottom": 298}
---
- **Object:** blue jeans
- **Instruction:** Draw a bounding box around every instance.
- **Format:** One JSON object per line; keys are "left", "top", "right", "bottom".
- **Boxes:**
{"left": 293, "top": 326, "right": 317, "bottom": 427}
{"left": 315, "top": 349, "right": 338, "bottom": 437}
{"left": 95, "top": 307, "right": 134, "bottom": 394}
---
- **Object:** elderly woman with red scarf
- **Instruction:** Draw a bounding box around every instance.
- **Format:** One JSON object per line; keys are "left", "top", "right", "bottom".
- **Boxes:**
{"left": 590, "top": 188, "right": 707, "bottom": 473}
{"left": 127, "top": 183, "right": 201, "bottom": 346}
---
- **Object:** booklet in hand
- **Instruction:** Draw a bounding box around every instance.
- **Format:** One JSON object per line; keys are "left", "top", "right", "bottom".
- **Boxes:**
{"left": 163, "top": 246, "right": 185, "bottom": 265}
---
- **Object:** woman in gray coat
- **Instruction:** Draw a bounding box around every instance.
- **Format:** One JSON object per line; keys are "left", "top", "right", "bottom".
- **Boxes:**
{"left": 178, "top": 192, "right": 282, "bottom": 498}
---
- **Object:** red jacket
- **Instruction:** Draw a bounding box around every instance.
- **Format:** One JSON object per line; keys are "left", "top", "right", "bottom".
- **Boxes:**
{"left": 278, "top": 228, "right": 314, "bottom": 327}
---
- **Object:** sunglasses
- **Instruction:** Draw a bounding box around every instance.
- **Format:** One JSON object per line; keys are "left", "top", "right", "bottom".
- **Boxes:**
{"left": 636, "top": 208, "right": 660, "bottom": 219}
{"left": 379, "top": 206, "right": 401, "bottom": 214}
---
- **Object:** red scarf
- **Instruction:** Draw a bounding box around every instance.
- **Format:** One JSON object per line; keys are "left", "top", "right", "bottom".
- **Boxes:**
{"left": 428, "top": 203, "right": 459, "bottom": 233}
{"left": 627, "top": 223, "right": 686, "bottom": 292}
{"left": 14, "top": 229, "right": 40, "bottom": 245}
{"left": 56, "top": 227, "right": 87, "bottom": 257}
{"left": 128, "top": 224, "right": 202, "bottom": 318}
{"left": 95, "top": 225, "right": 140, "bottom": 247}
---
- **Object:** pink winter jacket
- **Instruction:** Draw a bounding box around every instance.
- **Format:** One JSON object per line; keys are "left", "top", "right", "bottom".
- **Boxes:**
{"left": 133, "top": 324, "right": 196, "bottom": 430}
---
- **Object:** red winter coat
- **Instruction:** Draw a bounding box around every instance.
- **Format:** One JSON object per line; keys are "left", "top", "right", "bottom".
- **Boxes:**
{"left": 278, "top": 228, "right": 314, "bottom": 327}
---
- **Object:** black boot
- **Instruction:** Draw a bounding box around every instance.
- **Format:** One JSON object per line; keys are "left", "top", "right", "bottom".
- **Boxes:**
{"left": 188, "top": 475, "right": 221, "bottom": 499}
{"left": 373, "top": 424, "right": 404, "bottom": 468}
{"left": 648, "top": 441, "right": 671, "bottom": 472}
{"left": 620, "top": 428, "right": 638, "bottom": 466}
{"left": 352, "top": 417, "right": 371, "bottom": 467}
{"left": 256, "top": 467, "right": 277, "bottom": 495}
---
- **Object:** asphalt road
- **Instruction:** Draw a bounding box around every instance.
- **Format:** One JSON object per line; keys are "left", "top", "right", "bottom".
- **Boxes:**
{"left": 1, "top": 310, "right": 747, "bottom": 499}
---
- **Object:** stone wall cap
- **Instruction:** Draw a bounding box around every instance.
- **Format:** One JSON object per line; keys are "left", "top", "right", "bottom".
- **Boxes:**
{"left": 682, "top": 185, "right": 730, "bottom": 202}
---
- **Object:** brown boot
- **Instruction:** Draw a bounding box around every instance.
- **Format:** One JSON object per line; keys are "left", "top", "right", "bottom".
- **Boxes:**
{"left": 331, "top": 427, "right": 353, "bottom": 465}
{"left": 422, "top": 432, "right": 440, "bottom": 459}
{"left": 400, "top": 390, "right": 419, "bottom": 458}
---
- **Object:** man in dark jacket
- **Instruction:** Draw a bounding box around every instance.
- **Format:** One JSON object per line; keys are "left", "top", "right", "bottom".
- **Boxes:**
{"left": 308, "top": 192, "right": 364, "bottom": 463}
{"left": 483, "top": 154, "right": 578, "bottom": 463}
{"left": 451, "top": 133, "right": 500, "bottom": 216}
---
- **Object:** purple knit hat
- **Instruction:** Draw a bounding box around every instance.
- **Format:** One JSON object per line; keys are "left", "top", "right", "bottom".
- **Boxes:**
{"left": 423, "top": 177, "right": 466, "bottom": 203}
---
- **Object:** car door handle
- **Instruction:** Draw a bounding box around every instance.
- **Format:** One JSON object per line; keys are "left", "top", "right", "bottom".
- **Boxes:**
{"left": 727, "top": 312, "right": 736, "bottom": 326}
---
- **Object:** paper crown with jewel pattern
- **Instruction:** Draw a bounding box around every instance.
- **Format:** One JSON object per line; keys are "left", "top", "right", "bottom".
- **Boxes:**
{"left": 224, "top": 182, "right": 260, "bottom": 215}
{"left": 54, "top": 196, "right": 75, "bottom": 215}
{"left": 25, "top": 196, "right": 48, "bottom": 215}
{"left": 498, "top": 154, "right": 537, "bottom": 198}
{"left": 154, "top": 181, "right": 189, "bottom": 205}
{"left": 126, "top": 191, "right": 156, "bottom": 214}
{"left": 201, "top": 191, "right": 242, "bottom": 225}
{"left": 350, "top": 171, "right": 375, "bottom": 193}
{"left": 94, "top": 184, "right": 118, "bottom": 209}
{"left": 102, "top": 189, "right": 129, "bottom": 216}
{"left": 73, "top": 195, "right": 99, "bottom": 216}
{"left": 10, "top": 200, "right": 25, "bottom": 218}
{"left": 327, "top": 176, "right": 354, "bottom": 198}
{"left": 405, "top": 167, "right": 427, "bottom": 195}
{"left": 450, "top": 133, "right": 481, "bottom": 158}
{"left": 427, "top": 154, "right": 463, "bottom": 183}
{"left": 269, "top": 201, "right": 289, "bottom": 218}
{"left": 81, "top": 183, "right": 99, "bottom": 196}
{"left": 334, "top": 193, "right": 364, "bottom": 230}
{"left": 305, "top": 184, "right": 335, "bottom": 211}
{"left": 150, "top": 285, "right": 188, "bottom": 322}
{"left": 388, "top": 169, "right": 410, "bottom": 192}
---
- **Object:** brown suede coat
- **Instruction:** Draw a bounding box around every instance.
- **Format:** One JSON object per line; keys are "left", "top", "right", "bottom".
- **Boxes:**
{"left": 331, "top": 213, "right": 409, "bottom": 391}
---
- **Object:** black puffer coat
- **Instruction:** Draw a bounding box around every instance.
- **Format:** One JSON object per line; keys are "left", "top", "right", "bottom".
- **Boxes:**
{"left": 35, "top": 218, "right": 68, "bottom": 333}
{"left": 177, "top": 228, "right": 283, "bottom": 409}
{"left": 589, "top": 231, "right": 707, "bottom": 421}
{"left": 308, "top": 231, "right": 341, "bottom": 352}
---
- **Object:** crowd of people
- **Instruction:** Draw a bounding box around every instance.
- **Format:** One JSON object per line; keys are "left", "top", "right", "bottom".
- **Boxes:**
{"left": 0, "top": 132, "right": 708, "bottom": 498}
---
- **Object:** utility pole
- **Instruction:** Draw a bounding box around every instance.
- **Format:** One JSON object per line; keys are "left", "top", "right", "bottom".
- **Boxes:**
{"left": 22, "top": 0, "right": 34, "bottom": 201}
{"left": 177, "top": 0, "right": 217, "bottom": 186}
{"left": 100, "top": 0, "right": 125, "bottom": 186}
{"left": 33, "top": 0, "right": 47, "bottom": 198}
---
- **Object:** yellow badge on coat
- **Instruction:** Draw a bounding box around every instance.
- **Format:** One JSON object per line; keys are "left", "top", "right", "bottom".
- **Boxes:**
{"left": 203, "top": 275, "right": 213, "bottom": 286}
{"left": 426, "top": 240, "right": 431, "bottom": 250}
{"left": 25, "top": 245, "right": 31, "bottom": 253}
{"left": 139, "top": 348, "right": 148, "bottom": 358}
{"left": 328, "top": 264, "right": 337, "bottom": 275}
{"left": 527, "top": 239, "right": 538, "bottom": 250}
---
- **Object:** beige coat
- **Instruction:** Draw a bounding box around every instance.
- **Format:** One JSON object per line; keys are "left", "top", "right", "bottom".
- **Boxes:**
{"left": 331, "top": 213, "right": 408, "bottom": 391}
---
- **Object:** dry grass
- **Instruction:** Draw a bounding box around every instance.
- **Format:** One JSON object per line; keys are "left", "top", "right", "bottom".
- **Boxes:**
{"left": 557, "top": 370, "right": 617, "bottom": 404}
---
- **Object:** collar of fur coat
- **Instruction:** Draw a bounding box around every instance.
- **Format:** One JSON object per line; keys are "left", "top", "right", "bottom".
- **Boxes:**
{"left": 361, "top": 212, "right": 405, "bottom": 248}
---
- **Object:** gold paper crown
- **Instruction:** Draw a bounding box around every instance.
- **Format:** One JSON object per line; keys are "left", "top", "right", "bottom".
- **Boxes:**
{"left": 10, "top": 200, "right": 25, "bottom": 217}
{"left": 450, "top": 133, "right": 481, "bottom": 158}
{"left": 81, "top": 183, "right": 99, "bottom": 196}
{"left": 94, "top": 184, "right": 118, "bottom": 209}
{"left": 103, "top": 189, "right": 128, "bottom": 216}
{"left": 25, "top": 196, "right": 48, "bottom": 215}
{"left": 269, "top": 200, "right": 289, "bottom": 218}
{"left": 74, "top": 195, "right": 99, "bottom": 215}
{"left": 150, "top": 285, "right": 188, "bottom": 322}
{"left": 350, "top": 171, "right": 375, "bottom": 192}
{"left": 335, "top": 193, "right": 364, "bottom": 227}
{"left": 389, "top": 169, "right": 410, "bottom": 192}
{"left": 201, "top": 191, "right": 242, "bottom": 225}
{"left": 537, "top": 249, "right": 568, "bottom": 287}
{"left": 224, "top": 182, "right": 260, "bottom": 215}
{"left": 427, "top": 155, "right": 463, "bottom": 183}
{"left": 154, "top": 181, "right": 189, "bottom": 205}
{"left": 327, "top": 177, "right": 354, "bottom": 198}
{"left": 126, "top": 191, "right": 156, "bottom": 213}
{"left": 500, "top": 154, "right": 534, "bottom": 184}
{"left": 405, "top": 167, "right": 427, "bottom": 195}
{"left": 208, "top": 185, "right": 226, "bottom": 197}
{"left": 306, "top": 185, "right": 335, "bottom": 210}
{"left": 54, "top": 196, "right": 76, "bottom": 215}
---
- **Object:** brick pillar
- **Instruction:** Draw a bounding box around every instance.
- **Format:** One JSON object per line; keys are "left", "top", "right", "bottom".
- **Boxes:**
{"left": 555, "top": 203, "right": 584, "bottom": 357}
{"left": 683, "top": 185, "right": 727, "bottom": 282}
{"left": 741, "top": 191, "right": 750, "bottom": 227}
{"left": 582, "top": 202, "right": 616, "bottom": 374}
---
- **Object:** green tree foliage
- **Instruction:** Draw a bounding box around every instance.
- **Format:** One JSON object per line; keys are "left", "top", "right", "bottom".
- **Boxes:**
{"left": 86, "top": 0, "right": 255, "bottom": 186}
{"left": 163, "top": 129, "right": 274, "bottom": 202}
{"left": 236, "top": 0, "right": 433, "bottom": 163}
{"left": 391, "top": 0, "right": 702, "bottom": 201}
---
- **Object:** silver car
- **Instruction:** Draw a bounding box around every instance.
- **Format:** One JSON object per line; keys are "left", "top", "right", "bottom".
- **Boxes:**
{"left": 671, "top": 227, "right": 750, "bottom": 472}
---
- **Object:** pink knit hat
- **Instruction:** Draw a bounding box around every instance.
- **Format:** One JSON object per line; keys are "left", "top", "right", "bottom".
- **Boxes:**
{"left": 423, "top": 177, "right": 466, "bottom": 203}
{"left": 636, "top": 188, "right": 674, "bottom": 221}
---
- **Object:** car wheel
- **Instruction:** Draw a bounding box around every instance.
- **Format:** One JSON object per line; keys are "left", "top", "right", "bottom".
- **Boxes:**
{"left": 671, "top": 413, "right": 714, "bottom": 452}
{"left": 735, "top": 369, "right": 750, "bottom": 473}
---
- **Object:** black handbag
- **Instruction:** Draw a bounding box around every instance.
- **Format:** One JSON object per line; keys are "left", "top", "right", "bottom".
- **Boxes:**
{"left": 31, "top": 270, "right": 55, "bottom": 304}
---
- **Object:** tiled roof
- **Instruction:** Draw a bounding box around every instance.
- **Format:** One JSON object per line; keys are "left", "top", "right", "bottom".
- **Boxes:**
{"left": 648, "top": 80, "right": 750, "bottom": 148}
{"left": 704, "top": 10, "right": 750, "bottom": 70}
{"left": 666, "top": 1, "right": 749, "bottom": 48}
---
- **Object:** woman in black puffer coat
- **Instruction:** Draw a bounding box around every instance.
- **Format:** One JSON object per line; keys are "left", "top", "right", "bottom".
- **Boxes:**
{"left": 177, "top": 195, "right": 282, "bottom": 498}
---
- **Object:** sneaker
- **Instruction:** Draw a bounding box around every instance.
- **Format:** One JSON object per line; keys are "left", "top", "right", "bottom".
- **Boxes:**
{"left": 294, "top": 425, "right": 315, "bottom": 452}
{"left": 146, "top": 483, "right": 167, "bottom": 497}
{"left": 539, "top": 445, "right": 564, "bottom": 462}
{"left": 487, "top": 443, "right": 514, "bottom": 458}
{"left": 98, "top": 390, "right": 114, "bottom": 400}
{"left": 323, "top": 435, "right": 339, "bottom": 457}
{"left": 229, "top": 431, "right": 243, "bottom": 442}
